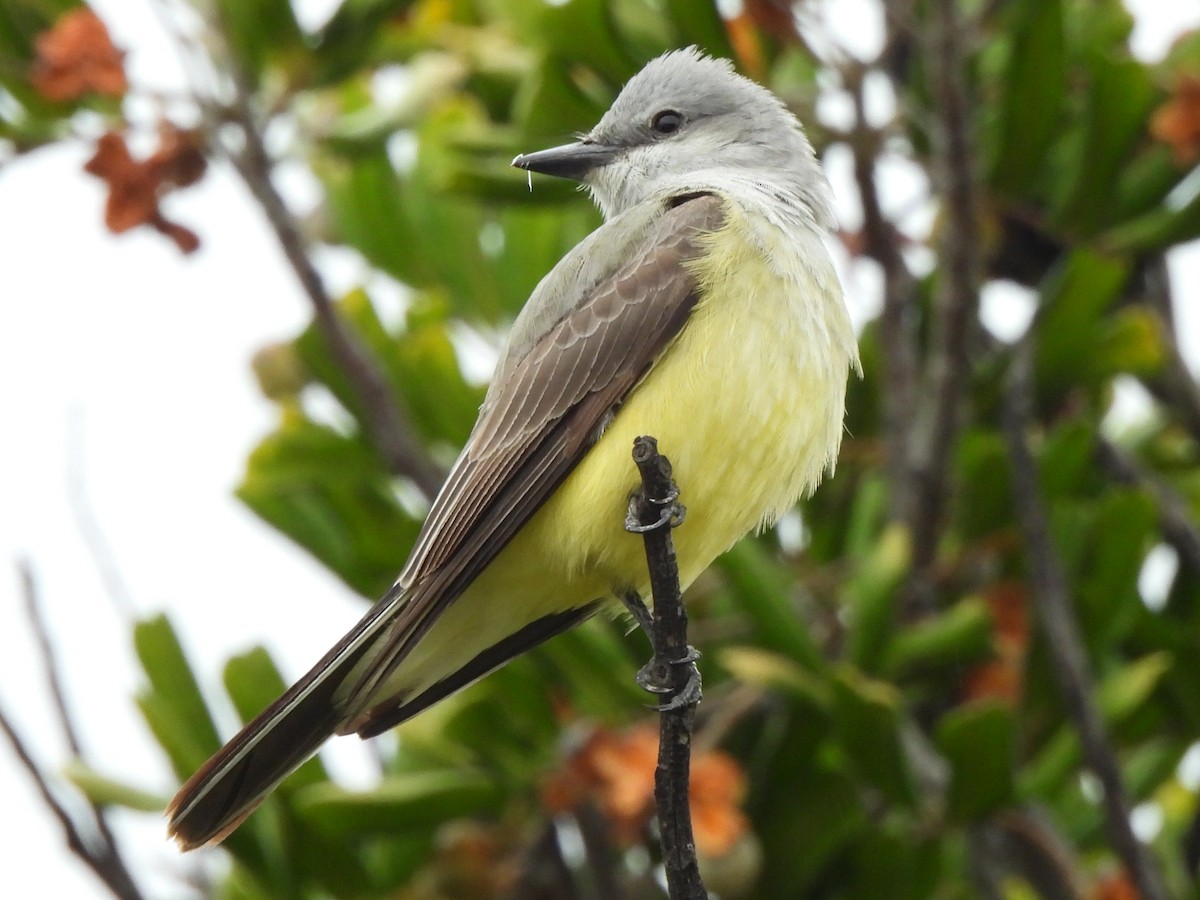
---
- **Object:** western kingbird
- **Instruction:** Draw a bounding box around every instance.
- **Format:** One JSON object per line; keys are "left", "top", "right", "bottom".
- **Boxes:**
{"left": 168, "top": 46, "right": 859, "bottom": 849}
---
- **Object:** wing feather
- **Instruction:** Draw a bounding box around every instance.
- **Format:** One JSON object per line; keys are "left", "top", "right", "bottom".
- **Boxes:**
{"left": 344, "top": 193, "right": 725, "bottom": 717}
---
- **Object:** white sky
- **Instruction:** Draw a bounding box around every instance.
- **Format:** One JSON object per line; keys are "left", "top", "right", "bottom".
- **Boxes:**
{"left": 1, "top": 1, "right": 1197, "bottom": 897}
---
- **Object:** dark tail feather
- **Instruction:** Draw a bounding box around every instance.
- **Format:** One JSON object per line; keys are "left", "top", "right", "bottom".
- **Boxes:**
{"left": 167, "top": 590, "right": 402, "bottom": 850}
{"left": 168, "top": 597, "right": 601, "bottom": 847}
{"left": 353, "top": 602, "right": 601, "bottom": 738}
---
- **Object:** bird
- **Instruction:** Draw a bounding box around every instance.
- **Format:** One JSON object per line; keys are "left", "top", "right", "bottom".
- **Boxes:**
{"left": 167, "top": 46, "right": 860, "bottom": 850}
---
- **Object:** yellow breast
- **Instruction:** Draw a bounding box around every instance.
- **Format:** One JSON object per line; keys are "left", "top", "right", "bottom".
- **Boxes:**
{"left": 375, "top": 200, "right": 857, "bottom": 700}
{"left": 528, "top": 199, "right": 856, "bottom": 597}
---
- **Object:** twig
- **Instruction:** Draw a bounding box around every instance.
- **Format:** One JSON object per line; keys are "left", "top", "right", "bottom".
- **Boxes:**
{"left": 20, "top": 562, "right": 84, "bottom": 760}
{"left": 1, "top": 564, "right": 145, "bottom": 900}
{"left": 623, "top": 436, "right": 706, "bottom": 900}
{"left": 507, "top": 818, "right": 575, "bottom": 899}
{"left": 219, "top": 71, "right": 444, "bottom": 500}
{"left": 1002, "top": 347, "right": 1168, "bottom": 900}
{"left": 846, "top": 63, "right": 918, "bottom": 524}
{"left": 1096, "top": 438, "right": 1200, "bottom": 578}
{"left": 1141, "top": 256, "right": 1200, "bottom": 444}
{"left": 65, "top": 412, "right": 136, "bottom": 619}
{"left": 903, "top": 0, "right": 983, "bottom": 598}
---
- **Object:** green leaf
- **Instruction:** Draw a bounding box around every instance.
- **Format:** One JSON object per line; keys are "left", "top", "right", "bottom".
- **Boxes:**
{"left": 237, "top": 407, "right": 419, "bottom": 595}
{"left": 988, "top": 0, "right": 1067, "bottom": 198}
{"left": 1075, "top": 490, "right": 1157, "bottom": 646}
{"left": 312, "top": 0, "right": 420, "bottom": 84}
{"left": 843, "top": 524, "right": 911, "bottom": 674}
{"left": 832, "top": 666, "right": 918, "bottom": 807}
{"left": 882, "top": 596, "right": 994, "bottom": 679}
{"left": 291, "top": 771, "right": 503, "bottom": 837}
{"left": 1034, "top": 249, "right": 1131, "bottom": 396}
{"left": 715, "top": 540, "right": 825, "bottom": 671}
{"left": 1093, "top": 307, "right": 1166, "bottom": 379}
{"left": 717, "top": 646, "right": 833, "bottom": 712}
{"left": 1101, "top": 169, "right": 1200, "bottom": 253}
{"left": 62, "top": 760, "right": 165, "bottom": 812}
{"left": 214, "top": 0, "right": 303, "bottom": 78}
{"left": 133, "top": 615, "right": 220, "bottom": 776}
{"left": 936, "top": 701, "right": 1016, "bottom": 821}
{"left": 663, "top": 0, "right": 735, "bottom": 60}
{"left": 1050, "top": 51, "right": 1157, "bottom": 234}
{"left": 1097, "top": 652, "right": 1172, "bottom": 722}
{"left": 841, "top": 827, "right": 943, "bottom": 900}
{"left": 753, "top": 763, "right": 869, "bottom": 896}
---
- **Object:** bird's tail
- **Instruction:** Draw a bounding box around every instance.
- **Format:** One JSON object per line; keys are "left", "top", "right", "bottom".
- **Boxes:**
{"left": 166, "top": 594, "right": 399, "bottom": 850}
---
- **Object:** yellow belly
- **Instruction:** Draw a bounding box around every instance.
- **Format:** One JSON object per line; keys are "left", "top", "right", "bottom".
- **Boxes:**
{"left": 387, "top": 208, "right": 855, "bottom": 699}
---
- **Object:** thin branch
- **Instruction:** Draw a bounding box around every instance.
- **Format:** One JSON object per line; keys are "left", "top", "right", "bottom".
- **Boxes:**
{"left": 506, "top": 818, "right": 576, "bottom": 899}
{"left": 903, "top": 0, "right": 983, "bottom": 598}
{"left": 65, "top": 412, "right": 136, "bottom": 619}
{"left": 1141, "top": 256, "right": 1200, "bottom": 443}
{"left": 846, "top": 63, "right": 918, "bottom": 524}
{"left": 1002, "top": 347, "right": 1168, "bottom": 900}
{"left": 623, "top": 436, "right": 705, "bottom": 900}
{"left": 20, "top": 561, "right": 84, "bottom": 759}
{"left": 1096, "top": 438, "right": 1200, "bottom": 578}
{"left": 2, "top": 564, "right": 145, "bottom": 900}
{"left": 217, "top": 71, "right": 444, "bottom": 500}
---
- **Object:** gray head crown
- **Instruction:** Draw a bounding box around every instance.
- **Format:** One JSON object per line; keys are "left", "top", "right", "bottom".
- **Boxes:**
{"left": 583, "top": 47, "right": 834, "bottom": 225}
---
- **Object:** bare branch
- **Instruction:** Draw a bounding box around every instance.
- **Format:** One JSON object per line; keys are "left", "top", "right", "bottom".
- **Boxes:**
{"left": 623, "top": 436, "right": 705, "bottom": 900}
{"left": 223, "top": 90, "right": 445, "bottom": 500}
{"left": 3, "top": 564, "right": 145, "bottom": 900}
{"left": 1096, "top": 438, "right": 1200, "bottom": 578}
{"left": 1141, "top": 256, "right": 1200, "bottom": 443}
{"left": 65, "top": 413, "right": 136, "bottom": 619}
{"left": 846, "top": 63, "right": 919, "bottom": 524}
{"left": 1002, "top": 348, "right": 1168, "bottom": 900}
{"left": 20, "top": 561, "right": 84, "bottom": 758}
{"left": 904, "top": 0, "right": 983, "bottom": 588}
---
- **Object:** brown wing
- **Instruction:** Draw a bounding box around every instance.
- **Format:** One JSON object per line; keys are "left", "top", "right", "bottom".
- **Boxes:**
{"left": 343, "top": 192, "right": 726, "bottom": 711}
{"left": 165, "top": 192, "right": 725, "bottom": 849}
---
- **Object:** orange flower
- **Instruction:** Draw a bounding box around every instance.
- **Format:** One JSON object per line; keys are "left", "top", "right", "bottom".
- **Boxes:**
{"left": 541, "top": 723, "right": 750, "bottom": 857}
{"left": 83, "top": 124, "right": 206, "bottom": 254}
{"left": 31, "top": 8, "right": 127, "bottom": 102}
{"left": 1151, "top": 75, "right": 1200, "bottom": 166}
{"left": 1091, "top": 871, "right": 1140, "bottom": 900}
{"left": 962, "top": 581, "right": 1029, "bottom": 705}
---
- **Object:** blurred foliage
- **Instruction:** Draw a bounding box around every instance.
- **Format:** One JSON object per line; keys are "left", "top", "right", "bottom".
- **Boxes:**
{"left": 8, "top": 0, "right": 1200, "bottom": 897}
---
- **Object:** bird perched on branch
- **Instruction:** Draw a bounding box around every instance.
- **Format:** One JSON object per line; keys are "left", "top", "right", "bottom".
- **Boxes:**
{"left": 168, "top": 46, "right": 859, "bottom": 850}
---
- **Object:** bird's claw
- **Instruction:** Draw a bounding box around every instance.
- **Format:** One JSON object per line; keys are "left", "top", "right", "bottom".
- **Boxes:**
{"left": 624, "top": 488, "right": 686, "bottom": 533}
{"left": 636, "top": 646, "right": 702, "bottom": 710}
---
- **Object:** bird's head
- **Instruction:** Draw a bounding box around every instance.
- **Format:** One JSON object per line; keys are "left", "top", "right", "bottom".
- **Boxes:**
{"left": 513, "top": 47, "right": 833, "bottom": 225}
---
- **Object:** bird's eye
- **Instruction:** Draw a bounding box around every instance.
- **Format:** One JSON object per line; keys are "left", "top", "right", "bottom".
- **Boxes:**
{"left": 651, "top": 110, "right": 683, "bottom": 135}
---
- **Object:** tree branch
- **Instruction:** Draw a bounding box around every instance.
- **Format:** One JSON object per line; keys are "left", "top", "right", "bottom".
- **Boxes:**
{"left": 904, "top": 0, "right": 983, "bottom": 599}
{"left": 1096, "top": 438, "right": 1200, "bottom": 579}
{"left": 846, "top": 63, "right": 919, "bottom": 524}
{"left": 1140, "top": 255, "right": 1200, "bottom": 444}
{"left": 1002, "top": 349, "right": 1168, "bottom": 900}
{"left": 623, "top": 436, "right": 706, "bottom": 900}
{"left": 219, "top": 75, "right": 444, "bottom": 501}
{"left": 2, "top": 562, "right": 145, "bottom": 900}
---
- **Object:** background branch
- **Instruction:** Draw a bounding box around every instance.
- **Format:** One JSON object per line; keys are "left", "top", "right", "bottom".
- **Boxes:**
{"left": 1, "top": 562, "right": 144, "bottom": 900}
{"left": 1096, "top": 438, "right": 1200, "bottom": 578}
{"left": 903, "top": 0, "right": 983, "bottom": 598}
{"left": 1003, "top": 349, "right": 1168, "bottom": 900}
{"left": 625, "top": 436, "right": 705, "bottom": 900}
{"left": 847, "top": 62, "right": 919, "bottom": 524}
{"left": 219, "top": 78, "right": 444, "bottom": 501}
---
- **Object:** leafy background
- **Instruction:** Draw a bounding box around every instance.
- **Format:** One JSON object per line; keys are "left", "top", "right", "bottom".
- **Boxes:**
{"left": 3, "top": 0, "right": 1200, "bottom": 898}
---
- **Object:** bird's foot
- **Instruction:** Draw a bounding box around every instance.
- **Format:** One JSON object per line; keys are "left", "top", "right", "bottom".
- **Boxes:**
{"left": 637, "top": 646, "right": 702, "bottom": 711}
{"left": 624, "top": 487, "right": 686, "bottom": 533}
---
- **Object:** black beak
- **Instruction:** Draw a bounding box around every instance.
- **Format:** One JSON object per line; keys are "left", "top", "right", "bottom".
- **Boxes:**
{"left": 512, "top": 140, "right": 618, "bottom": 182}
